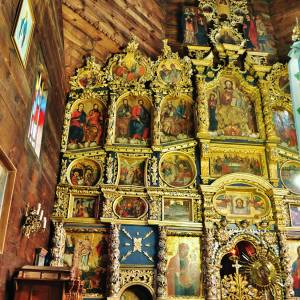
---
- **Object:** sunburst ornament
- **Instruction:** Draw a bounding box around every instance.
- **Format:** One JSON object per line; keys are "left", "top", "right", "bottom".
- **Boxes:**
{"left": 242, "top": 249, "right": 283, "bottom": 296}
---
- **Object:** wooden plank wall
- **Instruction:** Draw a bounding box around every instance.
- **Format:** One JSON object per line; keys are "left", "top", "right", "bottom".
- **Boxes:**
{"left": 0, "top": 0, "right": 65, "bottom": 299}
{"left": 62, "top": 0, "right": 166, "bottom": 86}
{"left": 270, "top": 0, "right": 300, "bottom": 61}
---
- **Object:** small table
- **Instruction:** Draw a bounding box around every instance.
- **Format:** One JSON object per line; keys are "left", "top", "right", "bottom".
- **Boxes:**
{"left": 14, "top": 265, "right": 82, "bottom": 300}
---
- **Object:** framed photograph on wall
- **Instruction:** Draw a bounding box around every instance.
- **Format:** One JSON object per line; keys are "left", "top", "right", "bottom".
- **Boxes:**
{"left": 0, "top": 147, "right": 17, "bottom": 254}
{"left": 11, "top": 0, "right": 35, "bottom": 67}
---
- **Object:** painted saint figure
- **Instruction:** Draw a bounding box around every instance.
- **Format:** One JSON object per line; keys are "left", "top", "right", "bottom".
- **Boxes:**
{"left": 129, "top": 99, "right": 150, "bottom": 141}
{"left": 243, "top": 15, "right": 258, "bottom": 50}
{"left": 86, "top": 104, "right": 103, "bottom": 145}
{"left": 208, "top": 93, "right": 218, "bottom": 131}
{"left": 69, "top": 103, "right": 86, "bottom": 145}
{"left": 167, "top": 243, "right": 198, "bottom": 296}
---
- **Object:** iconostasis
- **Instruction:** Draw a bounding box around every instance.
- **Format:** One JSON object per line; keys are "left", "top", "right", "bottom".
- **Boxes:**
{"left": 50, "top": 0, "right": 300, "bottom": 299}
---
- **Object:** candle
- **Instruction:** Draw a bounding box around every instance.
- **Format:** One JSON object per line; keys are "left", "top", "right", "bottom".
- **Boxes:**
{"left": 39, "top": 210, "right": 44, "bottom": 221}
{"left": 43, "top": 217, "right": 47, "bottom": 229}
{"left": 37, "top": 203, "right": 41, "bottom": 215}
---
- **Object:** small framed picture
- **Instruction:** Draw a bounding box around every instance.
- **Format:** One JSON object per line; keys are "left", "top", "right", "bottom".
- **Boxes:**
{"left": 68, "top": 194, "right": 99, "bottom": 221}
{"left": 289, "top": 204, "right": 300, "bottom": 227}
{"left": 163, "top": 198, "right": 193, "bottom": 222}
{"left": 11, "top": 0, "right": 35, "bottom": 67}
{"left": 0, "top": 147, "right": 17, "bottom": 254}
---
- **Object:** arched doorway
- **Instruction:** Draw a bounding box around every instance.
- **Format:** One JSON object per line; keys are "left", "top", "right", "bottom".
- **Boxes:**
{"left": 120, "top": 285, "right": 153, "bottom": 300}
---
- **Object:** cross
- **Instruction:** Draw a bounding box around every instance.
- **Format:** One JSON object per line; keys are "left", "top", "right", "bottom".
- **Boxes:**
{"left": 232, "top": 260, "right": 242, "bottom": 275}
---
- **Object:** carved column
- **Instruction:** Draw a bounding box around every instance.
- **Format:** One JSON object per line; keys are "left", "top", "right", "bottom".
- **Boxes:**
{"left": 157, "top": 226, "right": 167, "bottom": 300}
{"left": 50, "top": 221, "right": 66, "bottom": 267}
{"left": 258, "top": 79, "right": 279, "bottom": 143}
{"left": 106, "top": 94, "right": 117, "bottom": 146}
{"left": 201, "top": 187, "right": 216, "bottom": 228}
{"left": 148, "top": 194, "right": 161, "bottom": 221}
{"left": 277, "top": 231, "right": 294, "bottom": 299}
{"left": 204, "top": 228, "right": 218, "bottom": 300}
{"left": 196, "top": 75, "right": 210, "bottom": 139}
{"left": 152, "top": 98, "right": 161, "bottom": 148}
{"left": 108, "top": 224, "right": 121, "bottom": 299}
{"left": 106, "top": 154, "right": 116, "bottom": 184}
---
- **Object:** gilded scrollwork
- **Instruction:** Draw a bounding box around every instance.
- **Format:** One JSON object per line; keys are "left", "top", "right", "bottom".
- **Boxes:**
{"left": 120, "top": 268, "right": 155, "bottom": 290}
{"left": 52, "top": 185, "right": 70, "bottom": 218}
{"left": 50, "top": 221, "right": 66, "bottom": 267}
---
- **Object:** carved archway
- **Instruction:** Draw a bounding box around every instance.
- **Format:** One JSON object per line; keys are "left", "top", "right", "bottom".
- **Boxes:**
{"left": 118, "top": 283, "right": 155, "bottom": 300}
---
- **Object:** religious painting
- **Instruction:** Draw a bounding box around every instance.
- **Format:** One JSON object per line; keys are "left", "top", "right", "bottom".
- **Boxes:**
{"left": 163, "top": 198, "right": 192, "bottom": 222}
{"left": 289, "top": 205, "right": 300, "bottom": 227}
{"left": 243, "top": 14, "right": 259, "bottom": 50}
{"left": 159, "top": 152, "right": 196, "bottom": 188}
{"left": 112, "top": 55, "right": 147, "bottom": 82}
{"left": 280, "top": 161, "right": 300, "bottom": 195}
{"left": 249, "top": 2, "right": 277, "bottom": 54}
{"left": 273, "top": 110, "right": 298, "bottom": 151}
{"left": 166, "top": 235, "right": 202, "bottom": 298}
{"left": 67, "top": 97, "right": 106, "bottom": 150}
{"left": 11, "top": 0, "right": 35, "bottom": 67}
{"left": 69, "top": 195, "right": 99, "bottom": 219}
{"left": 63, "top": 231, "right": 109, "bottom": 297}
{"left": 114, "top": 197, "right": 148, "bottom": 219}
{"left": 68, "top": 158, "right": 101, "bottom": 187}
{"left": 0, "top": 147, "right": 16, "bottom": 254}
{"left": 210, "top": 154, "right": 262, "bottom": 177}
{"left": 207, "top": 77, "right": 259, "bottom": 138}
{"left": 182, "top": 7, "right": 209, "bottom": 46}
{"left": 117, "top": 155, "right": 146, "bottom": 186}
{"left": 213, "top": 188, "right": 270, "bottom": 220}
{"left": 28, "top": 73, "right": 48, "bottom": 157}
{"left": 160, "top": 95, "right": 194, "bottom": 143}
{"left": 157, "top": 59, "right": 183, "bottom": 85}
{"left": 115, "top": 94, "right": 152, "bottom": 145}
{"left": 287, "top": 240, "right": 300, "bottom": 297}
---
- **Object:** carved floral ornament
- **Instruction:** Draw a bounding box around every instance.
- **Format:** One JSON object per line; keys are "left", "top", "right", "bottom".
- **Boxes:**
{"left": 198, "top": 0, "right": 248, "bottom": 25}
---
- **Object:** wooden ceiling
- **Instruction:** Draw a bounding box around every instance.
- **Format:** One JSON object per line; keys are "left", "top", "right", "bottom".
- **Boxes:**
{"left": 62, "top": 0, "right": 300, "bottom": 87}
{"left": 62, "top": 0, "right": 165, "bottom": 84}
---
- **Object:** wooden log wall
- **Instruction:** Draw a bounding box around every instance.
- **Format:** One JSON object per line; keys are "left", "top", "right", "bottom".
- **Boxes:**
{"left": 62, "top": 0, "right": 166, "bottom": 85}
{"left": 0, "top": 0, "right": 65, "bottom": 299}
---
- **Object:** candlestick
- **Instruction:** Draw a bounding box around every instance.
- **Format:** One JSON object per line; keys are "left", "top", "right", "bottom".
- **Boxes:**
{"left": 43, "top": 217, "right": 47, "bottom": 229}
{"left": 39, "top": 210, "right": 44, "bottom": 221}
{"left": 37, "top": 203, "right": 41, "bottom": 215}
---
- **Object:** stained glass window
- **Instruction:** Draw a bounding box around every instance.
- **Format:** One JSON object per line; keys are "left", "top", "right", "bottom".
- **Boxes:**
{"left": 28, "top": 74, "right": 48, "bottom": 157}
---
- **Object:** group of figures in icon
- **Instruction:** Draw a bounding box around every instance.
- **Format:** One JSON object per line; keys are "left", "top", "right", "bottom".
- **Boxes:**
{"left": 116, "top": 96, "right": 151, "bottom": 145}
{"left": 182, "top": 2, "right": 276, "bottom": 54}
{"left": 211, "top": 154, "right": 262, "bottom": 176}
{"left": 68, "top": 100, "right": 105, "bottom": 150}
{"left": 207, "top": 78, "right": 258, "bottom": 137}
{"left": 161, "top": 97, "right": 194, "bottom": 143}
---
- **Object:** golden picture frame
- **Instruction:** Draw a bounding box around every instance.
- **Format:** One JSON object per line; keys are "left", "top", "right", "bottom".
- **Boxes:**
{"left": 163, "top": 197, "right": 193, "bottom": 222}
{"left": 159, "top": 151, "right": 197, "bottom": 188}
{"left": 113, "top": 196, "right": 148, "bottom": 220}
{"left": 67, "top": 191, "right": 100, "bottom": 223}
{"left": 67, "top": 157, "right": 102, "bottom": 187}
{"left": 166, "top": 232, "right": 204, "bottom": 299}
{"left": 11, "top": 0, "right": 35, "bottom": 67}
{"left": 207, "top": 144, "right": 268, "bottom": 180}
{"left": 0, "top": 146, "right": 17, "bottom": 254}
